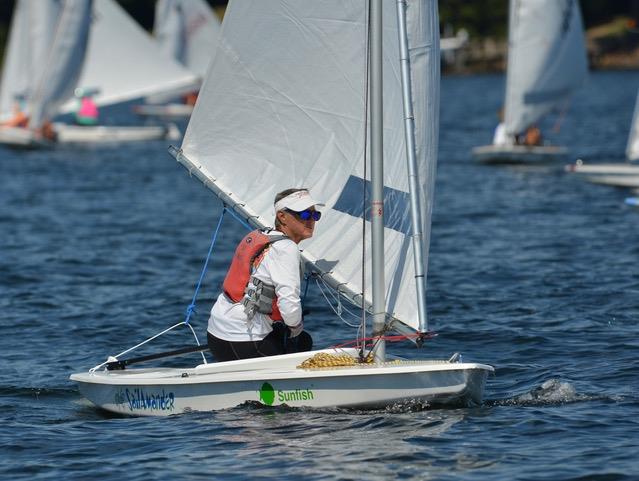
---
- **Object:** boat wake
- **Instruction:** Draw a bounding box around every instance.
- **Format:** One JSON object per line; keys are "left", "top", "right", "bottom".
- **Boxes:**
{"left": 490, "top": 378, "right": 609, "bottom": 407}
{"left": 236, "top": 398, "right": 436, "bottom": 414}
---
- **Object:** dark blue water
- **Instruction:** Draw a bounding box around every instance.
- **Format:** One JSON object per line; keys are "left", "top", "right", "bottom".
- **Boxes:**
{"left": 2, "top": 71, "right": 639, "bottom": 480}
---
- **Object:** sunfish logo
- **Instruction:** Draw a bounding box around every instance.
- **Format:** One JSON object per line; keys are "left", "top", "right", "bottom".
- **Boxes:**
{"left": 259, "top": 382, "right": 275, "bottom": 405}
{"left": 258, "top": 382, "right": 315, "bottom": 406}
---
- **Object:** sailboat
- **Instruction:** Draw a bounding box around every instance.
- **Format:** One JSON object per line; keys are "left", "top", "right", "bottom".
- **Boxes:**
{"left": 70, "top": 0, "right": 493, "bottom": 416}
{"left": 472, "top": 0, "right": 588, "bottom": 164}
{"left": 0, "top": 0, "right": 199, "bottom": 148}
{"left": 134, "top": 0, "right": 222, "bottom": 120}
{"left": 0, "top": 0, "right": 92, "bottom": 148}
{"left": 565, "top": 88, "right": 639, "bottom": 189}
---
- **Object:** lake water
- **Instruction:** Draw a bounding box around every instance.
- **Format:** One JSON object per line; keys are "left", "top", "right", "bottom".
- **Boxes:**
{"left": 1, "top": 70, "right": 638, "bottom": 480}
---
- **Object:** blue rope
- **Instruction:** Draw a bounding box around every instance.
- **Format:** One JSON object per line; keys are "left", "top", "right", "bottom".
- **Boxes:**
{"left": 184, "top": 208, "right": 227, "bottom": 324}
{"left": 225, "top": 206, "right": 253, "bottom": 231}
{"left": 183, "top": 202, "right": 257, "bottom": 325}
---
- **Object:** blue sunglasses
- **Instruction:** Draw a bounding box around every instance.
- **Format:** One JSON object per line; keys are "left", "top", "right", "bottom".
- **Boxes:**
{"left": 286, "top": 208, "right": 321, "bottom": 221}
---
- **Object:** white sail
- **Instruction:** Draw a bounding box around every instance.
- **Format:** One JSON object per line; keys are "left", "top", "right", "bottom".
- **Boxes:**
{"left": 155, "top": 0, "right": 187, "bottom": 64}
{"left": 28, "top": 0, "right": 64, "bottom": 84}
{"left": 504, "top": 0, "right": 587, "bottom": 136}
{"left": 29, "top": 1, "right": 92, "bottom": 129}
{"left": 0, "top": 0, "right": 30, "bottom": 119}
{"left": 626, "top": 89, "right": 639, "bottom": 161}
{"left": 180, "top": 0, "right": 439, "bottom": 333}
{"left": 0, "top": 0, "right": 66, "bottom": 120}
{"left": 155, "top": 0, "right": 221, "bottom": 78}
{"left": 61, "top": 0, "right": 199, "bottom": 112}
{"left": 0, "top": 0, "right": 91, "bottom": 125}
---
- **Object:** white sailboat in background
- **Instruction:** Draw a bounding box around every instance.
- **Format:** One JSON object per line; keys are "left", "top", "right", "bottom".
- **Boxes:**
{"left": 0, "top": 0, "right": 199, "bottom": 148}
{"left": 134, "top": 0, "right": 222, "bottom": 119}
{"left": 0, "top": 0, "right": 92, "bottom": 147}
{"left": 472, "top": 0, "right": 588, "bottom": 164}
{"left": 71, "top": 0, "right": 493, "bottom": 416}
{"left": 0, "top": 0, "right": 52, "bottom": 123}
{"left": 566, "top": 88, "right": 639, "bottom": 189}
{"left": 56, "top": 0, "right": 200, "bottom": 143}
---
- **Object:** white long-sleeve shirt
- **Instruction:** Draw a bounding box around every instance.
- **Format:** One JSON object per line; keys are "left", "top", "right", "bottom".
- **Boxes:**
{"left": 207, "top": 231, "right": 302, "bottom": 342}
{"left": 493, "top": 122, "right": 514, "bottom": 146}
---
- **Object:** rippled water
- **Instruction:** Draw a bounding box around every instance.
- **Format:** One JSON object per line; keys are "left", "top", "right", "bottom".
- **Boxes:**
{"left": 1, "top": 71, "right": 639, "bottom": 480}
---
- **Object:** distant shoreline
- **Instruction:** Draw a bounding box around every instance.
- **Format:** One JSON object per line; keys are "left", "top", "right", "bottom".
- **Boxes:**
{"left": 442, "top": 38, "right": 639, "bottom": 75}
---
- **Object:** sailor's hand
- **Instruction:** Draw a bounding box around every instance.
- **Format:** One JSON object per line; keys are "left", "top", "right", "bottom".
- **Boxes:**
{"left": 289, "top": 322, "right": 303, "bottom": 338}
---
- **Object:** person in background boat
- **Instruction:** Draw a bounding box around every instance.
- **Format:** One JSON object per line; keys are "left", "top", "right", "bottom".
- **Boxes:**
{"left": 207, "top": 188, "right": 323, "bottom": 362}
{"left": 492, "top": 108, "right": 513, "bottom": 146}
{"left": 0, "top": 97, "right": 29, "bottom": 128}
{"left": 38, "top": 121, "right": 56, "bottom": 141}
{"left": 0, "top": 97, "right": 56, "bottom": 140}
{"left": 75, "top": 90, "right": 99, "bottom": 126}
{"left": 183, "top": 91, "right": 198, "bottom": 106}
{"left": 521, "top": 124, "right": 543, "bottom": 146}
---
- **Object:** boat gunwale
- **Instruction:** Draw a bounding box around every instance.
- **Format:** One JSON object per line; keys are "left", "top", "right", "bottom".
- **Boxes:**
{"left": 70, "top": 360, "right": 494, "bottom": 386}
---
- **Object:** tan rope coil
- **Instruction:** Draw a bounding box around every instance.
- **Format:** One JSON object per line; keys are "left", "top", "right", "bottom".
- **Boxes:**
{"left": 297, "top": 352, "right": 373, "bottom": 369}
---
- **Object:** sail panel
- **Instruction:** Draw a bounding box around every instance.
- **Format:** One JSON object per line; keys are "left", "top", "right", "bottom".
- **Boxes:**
{"left": 0, "top": 0, "right": 69, "bottom": 120}
{"left": 627, "top": 90, "right": 639, "bottom": 161}
{"left": 504, "top": 0, "right": 587, "bottom": 136}
{"left": 155, "top": 0, "right": 221, "bottom": 78}
{"left": 155, "top": 0, "right": 188, "bottom": 64}
{"left": 60, "top": 0, "right": 199, "bottom": 112}
{"left": 181, "top": 0, "right": 439, "bottom": 332}
{"left": 29, "top": 0, "right": 92, "bottom": 128}
{"left": 0, "top": 0, "right": 31, "bottom": 120}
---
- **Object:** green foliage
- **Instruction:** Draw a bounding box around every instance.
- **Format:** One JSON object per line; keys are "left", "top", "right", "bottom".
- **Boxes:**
{"left": 439, "top": 0, "right": 509, "bottom": 38}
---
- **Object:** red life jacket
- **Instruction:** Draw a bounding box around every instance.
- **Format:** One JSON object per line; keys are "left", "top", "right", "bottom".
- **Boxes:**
{"left": 222, "top": 230, "right": 287, "bottom": 321}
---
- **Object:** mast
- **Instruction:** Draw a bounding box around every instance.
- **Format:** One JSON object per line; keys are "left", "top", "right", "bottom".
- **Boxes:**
{"left": 396, "top": 0, "right": 428, "bottom": 332}
{"left": 370, "top": 0, "right": 386, "bottom": 362}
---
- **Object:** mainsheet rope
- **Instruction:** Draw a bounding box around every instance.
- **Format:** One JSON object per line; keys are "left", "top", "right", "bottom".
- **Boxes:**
{"left": 92, "top": 205, "right": 239, "bottom": 371}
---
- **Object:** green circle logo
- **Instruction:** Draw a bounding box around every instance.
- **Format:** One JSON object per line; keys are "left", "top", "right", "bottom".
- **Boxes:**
{"left": 259, "top": 382, "right": 275, "bottom": 405}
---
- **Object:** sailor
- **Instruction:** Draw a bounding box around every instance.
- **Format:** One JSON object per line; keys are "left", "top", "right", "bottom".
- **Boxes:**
{"left": 492, "top": 107, "right": 513, "bottom": 146}
{"left": 492, "top": 121, "right": 510, "bottom": 146}
{"left": 1, "top": 96, "right": 28, "bottom": 128}
{"left": 522, "top": 124, "right": 542, "bottom": 146}
{"left": 207, "top": 188, "right": 324, "bottom": 362}
{"left": 0, "top": 97, "right": 55, "bottom": 140}
{"left": 74, "top": 89, "right": 99, "bottom": 126}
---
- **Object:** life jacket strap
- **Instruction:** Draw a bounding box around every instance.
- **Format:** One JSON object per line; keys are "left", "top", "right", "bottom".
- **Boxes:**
{"left": 242, "top": 276, "right": 277, "bottom": 320}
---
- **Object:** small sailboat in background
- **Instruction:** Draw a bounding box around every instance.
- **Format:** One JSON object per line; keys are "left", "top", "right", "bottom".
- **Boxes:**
{"left": 566, "top": 88, "right": 639, "bottom": 189}
{"left": 0, "top": 0, "right": 199, "bottom": 148}
{"left": 0, "top": 0, "right": 92, "bottom": 147}
{"left": 472, "top": 0, "right": 588, "bottom": 164}
{"left": 70, "top": 0, "right": 493, "bottom": 416}
{"left": 134, "top": 0, "right": 222, "bottom": 120}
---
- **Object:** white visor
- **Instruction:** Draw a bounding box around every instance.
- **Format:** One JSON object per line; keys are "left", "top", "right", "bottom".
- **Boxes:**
{"left": 274, "top": 190, "right": 325, "bottom": 213}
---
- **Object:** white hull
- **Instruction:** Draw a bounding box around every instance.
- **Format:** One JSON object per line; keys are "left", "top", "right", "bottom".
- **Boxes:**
{"left": 70, "top": 349, "right": 493, "bottom": 416}
{"left": 565, "top": 161, "right": 639, "bottom": 188}
{"left": 54, "top": 123, "right": 181, "bottom": 143}
{"left": 472, "top": 144, "right": 568, "bottom": 164}
{"left": 0, "top": 123, "right": 181, "bottom": 148}
{"left": 133, "top": 103, "right": 194, "bottom": 119}
{"left": 0, "top": 127, "right": 52, "bottom": 149}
